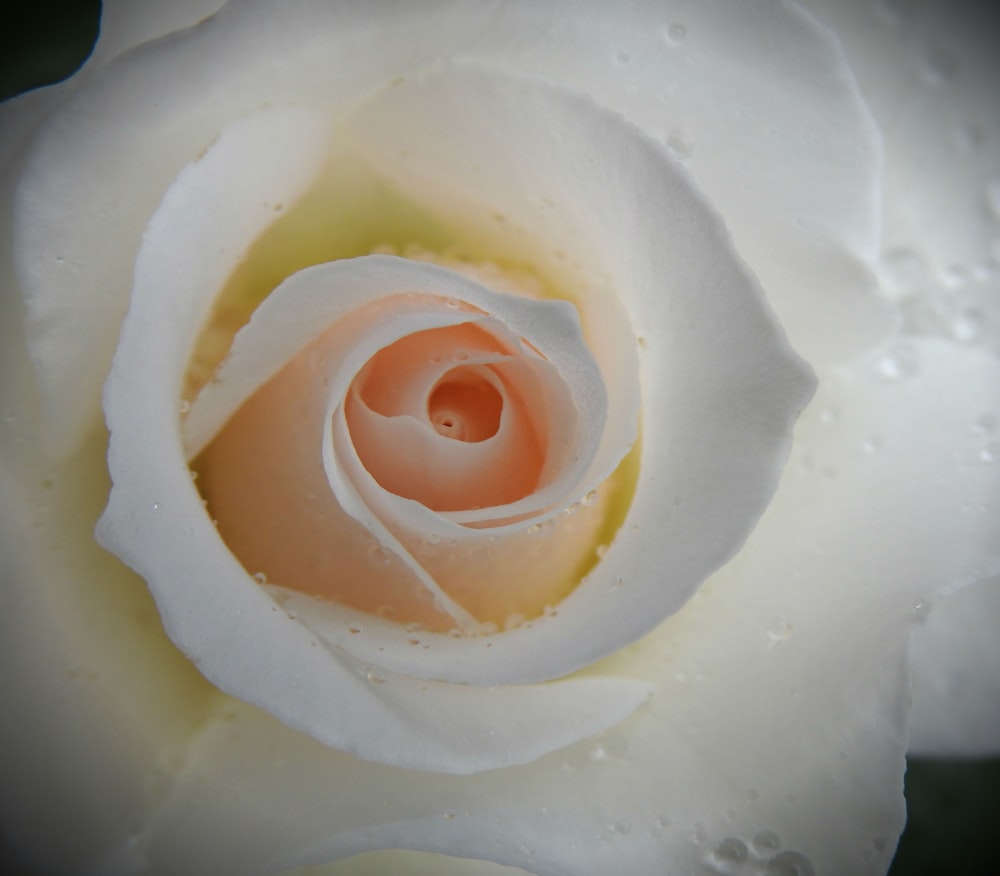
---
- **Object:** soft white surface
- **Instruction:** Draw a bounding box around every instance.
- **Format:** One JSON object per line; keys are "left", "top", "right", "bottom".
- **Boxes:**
{"left": 136, "top": 340, "right": 1000, "bottom": 875}
{"left": 1, "top": 0, "right": 995, "bottom": 874}
{"left": 12, "top": 0, "right": 883, "bottom": 457}
{"left": 799, "top": 0, "right": 1000, "bottom": 756}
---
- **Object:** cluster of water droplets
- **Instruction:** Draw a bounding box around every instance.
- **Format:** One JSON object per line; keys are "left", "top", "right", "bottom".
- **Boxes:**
{"left": 703, "top": 830, "right": 816, "bottom": 876}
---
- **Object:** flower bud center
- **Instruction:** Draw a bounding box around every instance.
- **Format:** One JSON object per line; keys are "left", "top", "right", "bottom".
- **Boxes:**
{"left": 427, "top": 369, "right": 503, "bottom": 441}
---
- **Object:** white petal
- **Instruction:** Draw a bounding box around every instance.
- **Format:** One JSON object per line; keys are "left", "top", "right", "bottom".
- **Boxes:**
{"left": 119, "top": 340, "right": 1000, "bottom": 876}
{"left": 11, "top": 0, "right": 881, "bottom": 455}
{"left": 90, "top": 0, "right": 228, "bottom": 68}
{"left": 294, "top": 65, "right": 811, "bottom": 683}
{"left": 0, "top": 296, "right": 213, "bottom": 873}
{"left": 799, "top": 0, "right": 1000, "bottom": 756}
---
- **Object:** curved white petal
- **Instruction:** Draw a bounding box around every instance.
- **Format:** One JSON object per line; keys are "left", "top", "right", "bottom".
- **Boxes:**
{"left": 798, "top": 0, "right": 1000, "bottom": 756}
{"left": 12, "top": 0, "right": 880, "bottom": 456}
{"left": 270, "top": 65, "right": 809, "bottom": 684}
{"left": 0, "top": 284, "right": 213, "bottom": 873}
{"left": 97, "top": 108, "right": 649, "bottom": 771}
{"left": 112, "top": 340, "right": 1000, "bottom": 876}
{"left": 90, "top": 0, "right": 228, "bottom": 68}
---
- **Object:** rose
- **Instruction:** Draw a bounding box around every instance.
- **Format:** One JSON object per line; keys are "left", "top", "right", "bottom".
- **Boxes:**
{"left": 1, "top": 3, "right": 997, "bottom": 876}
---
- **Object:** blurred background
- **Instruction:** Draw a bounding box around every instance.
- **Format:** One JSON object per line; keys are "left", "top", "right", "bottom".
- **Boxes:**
{"left": 0, "top": 1, "right": 995, "bottom": 874}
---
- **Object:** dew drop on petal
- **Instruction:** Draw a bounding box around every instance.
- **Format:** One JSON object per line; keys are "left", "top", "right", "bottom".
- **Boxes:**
{"left": 711, "top": 837, "right": 749, "bottom": 870}
{"left": 752, "top": 830, "right": 782, "bottom": 855}
{"left": 665, "top": 23, "right": 687, "bottom": 44}
{"left": 764, "top": 850, "right": 816, "bottom": 876}
{"left": 951, "top": 308, "right": 984, "bottom": 343}
{"left": 878, "top": 344, "right": 919, "bottom": 380}
{"left": 665, "top": 131, "right": 694, "bottom": 160}
{"left": 979, "top": 440, "right": 998, "bottom": 464}
{"left": 862, "top": 435, "right": 882, "bottom": 454}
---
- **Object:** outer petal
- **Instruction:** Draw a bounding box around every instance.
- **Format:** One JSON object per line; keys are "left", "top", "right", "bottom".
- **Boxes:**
{"left": 89, "top": 0, "right": 228, "bottom": 68}
{"left": 129, "top": 340, "right": 1000, "bottom": 875}
{"left": 10, "top": 0, "right": 885, "bottom": 456}
{"left": 799, "top": 0, "right": 1000, "bottom": 755}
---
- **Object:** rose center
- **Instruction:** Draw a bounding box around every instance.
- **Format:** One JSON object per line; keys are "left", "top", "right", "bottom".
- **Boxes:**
{"left": 427, "top": 368, "right": 503, "bottom": 441}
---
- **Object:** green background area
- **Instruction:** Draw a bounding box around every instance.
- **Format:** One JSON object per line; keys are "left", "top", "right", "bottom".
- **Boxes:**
{"left": 0, "top": 2, "right": 994, "bottom": 874}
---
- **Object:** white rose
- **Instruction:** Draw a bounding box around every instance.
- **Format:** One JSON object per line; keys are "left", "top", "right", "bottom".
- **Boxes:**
{"left": 1, "top": 2, "right": 997, "bottom": 876}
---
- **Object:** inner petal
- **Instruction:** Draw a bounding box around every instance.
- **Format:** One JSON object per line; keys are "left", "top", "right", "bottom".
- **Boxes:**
{"left": 427, "top": 368, "right": 502, "bottom": 441}
{"left": 345, "top": 323, "right": 548, "bottom": 512}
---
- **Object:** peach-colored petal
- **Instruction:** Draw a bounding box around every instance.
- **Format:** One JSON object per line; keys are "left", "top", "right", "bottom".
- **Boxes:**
{"left": 194, "top": 256, "right": 612, "bottom": 632}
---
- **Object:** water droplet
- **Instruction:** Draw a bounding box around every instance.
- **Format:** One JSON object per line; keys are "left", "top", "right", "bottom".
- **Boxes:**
{"left": 445, "top": 297, "right": 460, "bottom": 309}
{"left": 913, "top": 602, "right": 931, "bottom": 623}
{"left": 666, "top": 22, "right": 687, "bottom": 43}
{"left": 452, "top": 350, "right": 470, "bottom": 362}
{"left": 711, "top": 837, "right": 749, "bottom": 870}
{"left": 941, "top": 264, "right": 967, "bottom": 290}
{"left": 366, "top": 667, "right": 386, "bottom": 684}
{"left": 596, "top": 544, "right": 609, "bottom": 559}
{"left": 443, "top": 810, "right": 456, "bottom": 819}
{"left": 765, "top": 850, "right": 816, "bottom": 876}
{"left": 979, "top": 440, "right": 999, "bottom": 463}
{"left": 666, "top": 131, "right": 694, "bottom": 160}
{"left": 527, "top": 522, "right": 543, "bottom": 535}
{"left": 583, "top": 489, "right": 598, "bottom": 505}
{"left": 368, "top": 545, "right": 392, "bottom": 566}
{"left": 178, "top": 399, "right": 191, "bottom": 414}
{"left": 878, "top": 344, "right": 919, "bottom": 380}
{"left": 504, "top": 613, "right": 526, "bottom": 631}
{"left": 753, "top": 830, "right": 781, "bottom": 855}
{"left": 543, "top": 605, "right": 559, "bottom": 618}
{"left": 252, "top": 572, "right": 268, "bottom": 584}
{"left": 951, "top": 308, "right": 984, "bottom": 343}
{"left": 151, "top": 502, "right": 161, "bottom": 511}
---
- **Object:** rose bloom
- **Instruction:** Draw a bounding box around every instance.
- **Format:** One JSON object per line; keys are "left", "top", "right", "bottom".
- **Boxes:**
{"left": 1, "top": 1, "right": 998, "bottom": 875}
